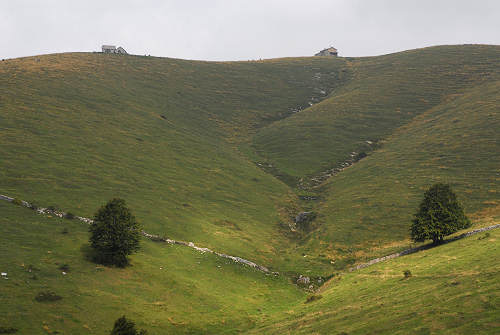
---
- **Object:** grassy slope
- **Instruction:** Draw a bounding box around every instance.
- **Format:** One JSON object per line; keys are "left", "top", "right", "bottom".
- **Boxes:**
{"left": 0, "top": 53, "right": 348, "bottom": 269}
{"left": 1, "top": 46, "right": 499, "bottom": 274}
{"left": 246, "top": 227, "right": 500, "bottom": 335}
{"left": 1, "top": 46, "right": 499, "bottom": 334}
{"left": 0, "top": 201, "right": 305, "bottom": 334}
{"left": 295, "top": 79, "right": 500, "bottom": 272}
{"left": 252, "top": 45, "right": 500, "bottom": 178}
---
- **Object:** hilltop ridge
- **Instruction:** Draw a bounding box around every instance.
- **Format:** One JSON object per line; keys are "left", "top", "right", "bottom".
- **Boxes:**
{"left": 1, "top": 44, "right": 499, "bottom": 274}
{"left": 0, "top": 44, "right": 499, "bottom": 334}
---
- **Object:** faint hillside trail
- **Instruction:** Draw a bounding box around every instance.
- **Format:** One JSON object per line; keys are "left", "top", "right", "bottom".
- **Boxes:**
{"left": 349, "top": 223, "right": 500, "bottom": 272}
{"left": 0, "top": 194, "right": 277, "bottom": 275}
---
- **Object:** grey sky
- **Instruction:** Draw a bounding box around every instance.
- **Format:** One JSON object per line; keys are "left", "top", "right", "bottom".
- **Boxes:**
{"left": 2, "top": 0, "right": 499, "bottom": 61}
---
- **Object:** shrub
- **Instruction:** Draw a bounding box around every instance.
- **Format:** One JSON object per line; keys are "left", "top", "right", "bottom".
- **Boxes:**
{"left": 28, "top": 202, "right": 39, "bottom": 210}
{"left": 305, "top": 294, "right": 323, "bottom": 303}
{"left": 58, "top": 264, "right": 70, "bottom": 272}
{"left": 403, "top": 270, "right": 412, "bottom": 278}
{"left": 355, "top": 152, "right": 367, "bottom": 161}
{"left": 61, "top": 228, "right": 69, "bottom": 234}
{"left": 294, "top": 211, "right": 317, "bottom": 231}
{"left": 0, "top": 327, "right": 18, "bottom": 334}
{"left": 411, "top": 183, "right": 470, "bottom": 244}
{"left": 11, "top": 198, "right": 23, "bottom": 206}
{"left": 47, "top": 205, "right": 57, "bottom": 212}
{"left": 89, "top": 199, "right": 141, "bottom": 267}
{"left": 478, "top": 232, "right": 490, "bottom": 240}
{"left": 35, "top": 291, "right": 62, "bottom": 302}
{"left": 64, "top": 212, "right": 75, "bottom": 220}
{"left": 110, "top": 316, "right": 148, "bottom": 335}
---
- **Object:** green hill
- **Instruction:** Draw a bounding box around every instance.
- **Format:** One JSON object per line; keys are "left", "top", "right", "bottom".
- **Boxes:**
{"left": 295, "top": 79, "right": 500, "bottom": 272}
{"left": 1, "top": 45, "right": 499, "bottom": 333}
{"left": 252, "top": 45, "right": 500, "bottom": 179}
{"left": 0, "top": 201, "right": 303, "bottom": 334}
{"left": 246, "top": 226, "right": 500, "bottom": 335}
{"left": 0, "top": 52, "right": 348, "bottom": 270}
{"left": 1, "top": 202, "right": 497, "bottom": 334}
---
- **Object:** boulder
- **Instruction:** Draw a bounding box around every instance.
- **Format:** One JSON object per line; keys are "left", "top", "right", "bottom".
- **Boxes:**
{"left": 297, "top": 275, "right": 310, "bottom": 285}
{"left": 294, "top": 212, "right": 316, "bottom": 224}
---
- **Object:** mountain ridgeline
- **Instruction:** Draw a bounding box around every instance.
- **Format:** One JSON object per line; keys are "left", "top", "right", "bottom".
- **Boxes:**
{"left": 0, "top": 45, "right": 499, "bottom": 274}
{"left": 1, "top": 44, "right": 499, "bottom": 334}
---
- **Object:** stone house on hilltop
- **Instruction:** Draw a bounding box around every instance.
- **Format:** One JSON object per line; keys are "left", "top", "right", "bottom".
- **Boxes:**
{"left": 315, "top": 47, "right": 338, "bottom": 57}
{"left": 101, "top": 45, "right": 127, "bottom": 54}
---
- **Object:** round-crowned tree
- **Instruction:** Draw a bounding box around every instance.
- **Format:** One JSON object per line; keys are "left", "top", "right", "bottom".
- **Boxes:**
{"left": 411, "top": 183, "right": 470, "bottom": 244}
{"left": 89, "top": 199, "right": 141, "bottom": 267}
{"left": 110, "top": 316, "right": 147, "bottom": 335}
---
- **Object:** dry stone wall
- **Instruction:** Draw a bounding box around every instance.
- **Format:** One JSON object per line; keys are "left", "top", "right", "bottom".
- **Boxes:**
{"left": 349, "top": 223, "right": 500, "bottom": 272}
{"left": 0, "top": 194, "right": 277, "bottom": 275}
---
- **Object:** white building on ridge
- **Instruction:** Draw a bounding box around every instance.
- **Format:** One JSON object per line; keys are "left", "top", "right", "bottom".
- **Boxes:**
{"left": 101, "top": 45, "right": 127, "bottom": 54}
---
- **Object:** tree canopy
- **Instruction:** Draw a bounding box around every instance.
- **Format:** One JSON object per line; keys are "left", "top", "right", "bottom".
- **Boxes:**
{"left": 110, "top": 316, "right": 147, "bottom": 335}
{"left": 411, "top": 183, "right": 470, "bottom": 244}
{"left": 89, "top": 198, "right": 141, "bottom": 267}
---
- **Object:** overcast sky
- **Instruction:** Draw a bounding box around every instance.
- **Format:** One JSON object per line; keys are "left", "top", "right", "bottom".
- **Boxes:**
{"left": 2, "top": 0, "right": 499, "bottom": 61}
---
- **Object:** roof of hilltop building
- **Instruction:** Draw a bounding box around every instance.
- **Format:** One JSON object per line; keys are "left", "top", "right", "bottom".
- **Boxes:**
{"left": 101, "top": 45, "right": 127, "bottom": 54}
{"left": 315, "top": 47, "right": 338, "bottom": 57}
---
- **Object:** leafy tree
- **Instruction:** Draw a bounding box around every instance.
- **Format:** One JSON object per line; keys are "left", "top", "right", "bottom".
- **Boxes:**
{"left": 411, "top": 183, "right": 470, "bottom": 244}
{"left": 110, "top": 316, "right": 147, "bottom": 335}
{"left": 89, "top": 199, "right": 141, "bottom": 267}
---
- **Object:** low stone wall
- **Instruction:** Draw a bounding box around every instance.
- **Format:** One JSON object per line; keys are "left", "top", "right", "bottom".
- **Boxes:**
{"left": 349, "top": 223, "right": 500, "bottom": 272}
{"left": 141, "top": 231, "right": 275, "bottom": 274}
{"left": 4, "top": 193, "right": 496, "bottom": 276}
{"left": 1, "top": 194, "right": 276, "bottom": 275}
{"left": 0, "top": 194, "right": 14, "bottom": 202}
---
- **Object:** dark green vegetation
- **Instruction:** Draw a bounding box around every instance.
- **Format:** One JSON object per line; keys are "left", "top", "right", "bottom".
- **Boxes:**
{"left": 0, "top": 327, "right": 18, "bottom": 334}
{"left": 34, "top": 290, "right": 63, "bottom": 302}
{"left": 89, "top": 199, "right": 141, "bottom": 267}
{"left": 411, "top": 183, "right": 471, "bottom": 244}
{"left": 110, "top": 316, "right": 147, "bottom": 335}
{"left": 1, "top": 45, "right": 499, "bottom": 333}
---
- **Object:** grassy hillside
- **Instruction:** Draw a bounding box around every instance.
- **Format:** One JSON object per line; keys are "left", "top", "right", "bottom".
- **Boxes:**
{"left": 252, "top": 45, "right": 500, "bottom": 179}
{"left": 0, "top": 201, "right": 305, "bottom": 334}
{"left": 2, "top": 201, "right": 496, "bottom": 334}
{"left": 0, "top": 53, "right": 348, "bottom": 269}
{"left": 295, "top": 79, "right": 500, "bottom": 273}
{"left": 1, "top": 45, "right": 499, "bottom": 334}
{"left": 246, "top": 227, "right": 500, "bottom": 335}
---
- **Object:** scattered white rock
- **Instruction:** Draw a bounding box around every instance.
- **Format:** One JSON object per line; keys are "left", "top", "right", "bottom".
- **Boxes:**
{"left": 297, "top": 275, "right": 310, "bottom": 285}
{"left": 0, "top": 193, "right": 275, "bottom": 276}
